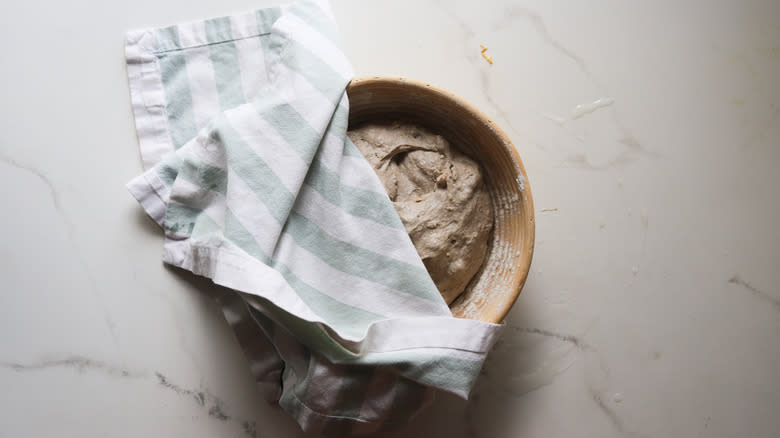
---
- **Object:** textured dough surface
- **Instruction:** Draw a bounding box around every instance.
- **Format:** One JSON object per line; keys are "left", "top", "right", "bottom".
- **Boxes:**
{"left": 348, "top": 121, "right": 493, "bottom": 304}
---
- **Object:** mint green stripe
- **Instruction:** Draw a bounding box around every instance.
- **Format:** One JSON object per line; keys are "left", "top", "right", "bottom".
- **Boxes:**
{"left": 255, "top": 7, "right": 282, "bottom": 34}
{"left": 288, "top": 0, "right": 343, "bottom": 47}
{"left": 288, "top": 213, "right": 440, "bottom": 301}
{"left": 225, "top": 210, "right": 384, "bottom": 338}
{"left": 343, "top": 137, "right": 366, "bottom": 158}
{"left": 254, "top": 102, "right": 319, "bottom": 159}
{"left": 166, "top": 203, "right": 218, "bottom": 240}
{"left": 156, "top": 43, "right": 198, "bottom": 149}
{"left": 190, "top": 212, "right": 220, "bottom": 239}
{"left": 283, "top": 38, "right": 348, "bottom": 100}
{"left": 153, "top": 153, "right": 182, "bottom": 187}
{"left": 328, "top": 101, "right": 349, "bottom": 134}
{"left": 203, "top": 16, "right": 232, "bottom": 42}
{"left": 178, "top": 158, "right": 228, "bottom": 195}
{"left": 204, "top": 17, "right": 246, "bottom": 110}
{"left": 163, "top": 202, "right": 199, "bottom": 235}
{"left": 154, "top": 25, "right": 181, "bottom": 52}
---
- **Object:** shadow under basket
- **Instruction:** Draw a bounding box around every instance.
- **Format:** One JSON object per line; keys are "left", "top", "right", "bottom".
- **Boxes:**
{"left": 346, "top": 76, "right": 535, "bottom": 324}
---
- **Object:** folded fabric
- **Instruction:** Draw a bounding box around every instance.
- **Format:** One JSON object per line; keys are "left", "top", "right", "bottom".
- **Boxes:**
{"left": 124, "top": 0, "right": 502, "bottom": 434}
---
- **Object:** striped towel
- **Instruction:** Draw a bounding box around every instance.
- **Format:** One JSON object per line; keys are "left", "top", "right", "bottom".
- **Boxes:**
{"left": 124, "top": 0, "right": 502, "bottom": 434}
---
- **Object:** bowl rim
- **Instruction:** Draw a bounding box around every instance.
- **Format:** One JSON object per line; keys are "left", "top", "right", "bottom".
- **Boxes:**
{"left": 346, "top": 75, "right": 535, "bottom": 324}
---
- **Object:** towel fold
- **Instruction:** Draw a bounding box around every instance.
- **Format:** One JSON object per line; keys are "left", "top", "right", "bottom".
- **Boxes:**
{"left": 125, "top": 0, "right": 501, "bottom": 433}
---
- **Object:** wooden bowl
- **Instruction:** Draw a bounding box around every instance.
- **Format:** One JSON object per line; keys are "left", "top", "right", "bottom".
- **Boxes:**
{"left": 346, "top": 76, "right": 535, "bottom": 324}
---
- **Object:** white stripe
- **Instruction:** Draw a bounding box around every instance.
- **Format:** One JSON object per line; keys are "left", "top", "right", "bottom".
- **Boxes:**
{"left": 275, "top": 13, "right": 352, "bottom": 79}
{"left": 230, "top": 11, "right": 262, "bottom": 39}
{"left": 294, "top": 186, "right": 414, "bottom": 265}
{"left": 182, "top": 22, "right": 221, "bottom": 129}
{"left": 275, "top": 63, "right": 335, "bottom": 133}
{"left": 359, "top": 347, "right": 484, "bottom": 364}
{"left": 126, "top": 170, "right": 168, "bottom": 227}
{"left": 178, "top": 133, "right": 227, "bottom": 171}
{"left": 176, "top": 21, "right": 207, "bottom": 47}
{"left": 230, "top": 14, "right": 267, "bottom": 102}
{"left": 224, "top": 107, "right": 306, "bottom": 193}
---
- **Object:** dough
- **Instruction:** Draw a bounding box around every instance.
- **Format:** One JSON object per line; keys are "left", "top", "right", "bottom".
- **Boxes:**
{"left": 348, "top": 121, "right": 493, "bottom": 304}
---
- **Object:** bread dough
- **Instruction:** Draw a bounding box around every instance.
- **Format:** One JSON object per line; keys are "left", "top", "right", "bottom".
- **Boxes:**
{"left": 348, "top": 121, "right": 493, "bottom": 304}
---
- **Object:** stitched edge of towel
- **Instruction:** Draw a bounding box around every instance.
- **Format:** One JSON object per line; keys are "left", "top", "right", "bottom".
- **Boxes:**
{"left": 123, "top": 6, "right": 285, "bottom": 169}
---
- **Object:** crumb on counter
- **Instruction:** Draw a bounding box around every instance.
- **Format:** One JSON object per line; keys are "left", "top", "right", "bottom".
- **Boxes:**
{"left": 480, "top": 44, "right": 493, "bottom": 64}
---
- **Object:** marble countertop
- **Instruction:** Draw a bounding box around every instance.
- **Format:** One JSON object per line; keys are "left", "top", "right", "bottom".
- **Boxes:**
{"left": 1, "top": 0, "right": 778, "bottom": 436}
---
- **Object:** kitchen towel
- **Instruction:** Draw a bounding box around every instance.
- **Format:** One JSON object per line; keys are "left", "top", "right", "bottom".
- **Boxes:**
{"left": 124, "top": 0, "right": 502, "bottom": 434}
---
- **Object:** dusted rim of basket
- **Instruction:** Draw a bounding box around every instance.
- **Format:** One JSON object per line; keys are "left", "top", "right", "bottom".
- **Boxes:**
{"left": 345, "top": 76, "right": 535, "bottom": 324}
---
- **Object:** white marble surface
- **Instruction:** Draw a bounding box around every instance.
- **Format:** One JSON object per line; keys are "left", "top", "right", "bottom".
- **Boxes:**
{"left": 1, "top": 0, "right": 778, "bottom": 436}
